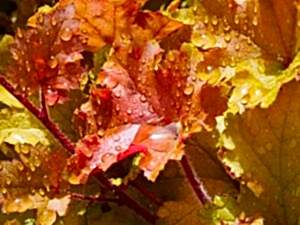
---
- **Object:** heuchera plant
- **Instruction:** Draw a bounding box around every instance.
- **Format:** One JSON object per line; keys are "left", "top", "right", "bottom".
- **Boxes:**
{"left": 0, "top": 0, "right": 300, "bottom": 224}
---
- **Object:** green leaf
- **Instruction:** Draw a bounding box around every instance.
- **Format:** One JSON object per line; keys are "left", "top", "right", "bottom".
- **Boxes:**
{"left": 200, "top": 196, "right": 264, "bottom": 225}
{"left": 0, "top": 128, "right": 49, "bottom": 146}
{"left": 24, "top": 218, "right": 35, "bottom": 225}
{"left": 0, "top": 35, "right": 13, "bottom": 73}
{"left": 0, "top": 108, "right": 50, "bottom": 147}
{"left": 218, "top": 81, "right": 300, "bottom": 225}
{"left": 0, "top": 86, "right": 23, "bottom": 109}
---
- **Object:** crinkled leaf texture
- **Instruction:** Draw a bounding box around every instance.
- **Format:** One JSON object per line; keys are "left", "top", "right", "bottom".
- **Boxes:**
{"left": 0, "top": 87, "right": 71, "bottom": 225}
{"left": 66, "top": 0, "right": 228, "bottom": 183}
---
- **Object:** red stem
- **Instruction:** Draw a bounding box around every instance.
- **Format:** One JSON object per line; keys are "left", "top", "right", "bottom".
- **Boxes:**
{"left": 0, "top": 75, "right": 157, "bottom": 224}
{"left": 96, "top": 172, "right": 157, "bottom": 224}
{"left": 180, "top": 155, "right": 212, "bottom": 204}
{"left": 130, "top": 181, "right": 163, "bottom": 206}
{"left": 0, "top": 76, "right": 75, "bottom": 153}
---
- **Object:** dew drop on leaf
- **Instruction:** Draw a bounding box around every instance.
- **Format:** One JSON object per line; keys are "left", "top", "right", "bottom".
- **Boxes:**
{"left": 27, "top": 175, "right": 32, "bottom": 181}
{"left": 140, "top": 95, "right": 147, "bottom": 103}
{"left": 211, "top": 16, "right": 218, "bottom": 26}
{"left": 6, "top": 178, "right": 12, "bottom": 186}
{"left": 183, "top": 84, "right": 194, "bottom": 96}
{"left": 16, "top": 28, "right": 23, "bottom": 39}
{"left": 252, "top": 16, "right": 258, "bottom": 26}
{"left": 234, "top": 15, "right": 240, "bottom": 25}
{"left": 101, "top": 153, "right": 114, "bottom": 163}
{"left": 48, "top": 56, "right": 58, "bottom": 69}
{"left": 51, "top": 17, "right": 57, "bottom": 26}
{"left": 60, "top": 28, "right": 73, "bottom": 41}
{"left": 39, "top": 188, "right": 45, "bottom": 196}
{"left": 115, "top": 145, "right": 122, "bottom": 151}
{"left": 1, "top": 187, "right": 7, "bottom": 194}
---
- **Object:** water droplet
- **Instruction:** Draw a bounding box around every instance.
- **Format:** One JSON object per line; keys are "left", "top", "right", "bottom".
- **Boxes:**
{"left": 16, "top": 28, "right": 23, "bottom": 39}
{"left": 60, "top": 28, "right": 72, "bottom": 41}
{"left": 126, "top": 109, "right": 132, "bottom": 115}
{"left": 33, "top": 158, "right": 41, "bottom": 167}
{"left": 206, "top": 65, "right": 213, "bottom": 72}
{"left": 17, "top": 163, "right": 24, "bottom": 171}
{"left": 138, "top": 112, "right": 144, "bottom": 117}
{"left": 140, "top": 95, "right": 147, "bottom": 103}
{"left": 101, "top": 153, "right": 114, "bottom": 163}
{"left": 203, "top": 15, "right": 209, "bottom": 25}
{"left": 115, "top": 104, "right": 120, "bottom": 112}
{"left": 234, "top": 15, "right": 240, "bottom": 25}
{"left": 5, "top": 179, "right": 11, "bottom": 186}
{"left": 51, "top": 18, "right": 57, "bottom": 26}
{"left": 1, "top": 188, "right": 7, "bottom": 194}
{"left": 115, "top": 145, "right": 122, "bottom": 151}
{"left": 224, "top": 33, "right": 232, "bottom": 42}
{"left": 25, "top": 61, "right": 31, "bottom": 72}
{"left": 254, "top": 4, "right": 258, "bottom": 13}
{"left": 21, "top": 145, "right": 30, "bottom": 154}
{"left": 11, "top": 51, "right": 19, "bottom": 61}
{"left": 97, "top": 129, "right": 105, "bottom": 137}
{"left": 223, "top": 24, "right": 231, "bottom": 32}
{"left": 27, "top": 175, "right": 32, "bottom": 181}
{"left": 39, "top": 188, "right": 45, "bottom": 196}
{"left": 30, "top": 165, "right": 36, "bottom": 172}
{"left": 211, "top": 16, "right": 218, "bottom": 26}
{"left": 183, "top": 84, "right": 194, "bottom": 96}
{"left": 48, "top": 56, "right": 58, "bottom": 69}
{"left": 252, "top": 16, "right": 258, "bottom": 26}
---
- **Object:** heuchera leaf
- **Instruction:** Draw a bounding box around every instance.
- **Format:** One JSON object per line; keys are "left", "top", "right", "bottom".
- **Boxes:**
{"left": 0, "top": 148, "right": 70, "bottom": 225}
{"left": 7, "top": 0, "right": 148, "bottom": 106}
{"left": 0, "top": 85, "right": 23, "bottom": 108}
{"left": 218, "top": 81, "right": 300, "bottom": 224}
{"left": 201, "top": 0, "right": 298, "bottom": 64}
{"left": 165, "top": 1, "right": 300, "bottom": 114}
{"left": 0, "top": 88, "right": 70, "bottom": 225}
{"left": 0, "top": 35, "right": 13, "bottom": 74}
{"left": 70, "top": 37, "right": 228, "bottom": 182}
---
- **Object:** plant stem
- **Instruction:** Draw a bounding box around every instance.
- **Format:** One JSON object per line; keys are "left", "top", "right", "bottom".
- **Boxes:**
{"left": 96, "top": 172, "right": 158, "bottom": 224}
{"left": 130, "top": 181, "right": 163, "bottom": 206}
{"left": 0, "top": 76, "right": 75, "bottom": 153}
{"left": 180, "top": 155, "right": 212, "bottom": 204}
{"left": 0, "top": 75, "right": 157, "bottom": 224}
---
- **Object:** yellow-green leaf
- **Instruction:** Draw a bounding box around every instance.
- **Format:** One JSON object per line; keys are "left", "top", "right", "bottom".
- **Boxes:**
{"left": 218, "top": 81, "right": 300, "bottom": 225}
